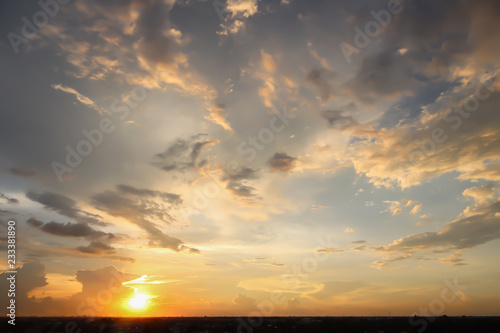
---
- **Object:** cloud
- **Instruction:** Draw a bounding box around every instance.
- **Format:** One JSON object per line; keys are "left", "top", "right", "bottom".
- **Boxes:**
{"left": 74, "top": 265, "right": 136, "bottom": 293}
{"left": 26, "top": 217, "right": 44, "bottom": 228}
{"left": 322, "top": 110, "right": 357, "bottom": 130}
{"left": 75, "top": 242, "right": 136, "bottom": 262}
{"left": 51, "top": 84, "right": 105, "bottom": 115}
{"left": 287, "top": 297, "right": 300, "bottom": 310}
{"left": 311, "top": 204, "right": 328, "bottom": 211}
{"left": 315, "top": 247, "right": 345, "bottom": 253}
{"left": 133, "top": 1, "right": 176, "bottom": 67}
{"left": 152, "top": 134, "right": 218, "bottom": 173}
{"left": 233, "top": 293, "right": 257, "bottom": 310}
{"left": 463, "top": 183, "right": 496, "bottom": 204}
{"left": 382, "top": 201, "right": 403, "bottom": 216}
{"left": 372, "top": 200, "right": 500, "bottom": 268}
{"left": 116, "top": 184, "right": 182, "bottom": 203}
{"left": 244, "top": 257, "right": 268, "bottom": 262}
{"left": 269, "top": 263, "right": 284, "bottom": 267}
{"left": 344, "top": 74, "right": 500, "bottom": 189}
{"left": 307, "top": 68, "right": 336, "bottom": 101}
{"left": 40, "top": 221, "right": 115, "bottom": 241}
{"left": 341, "top": 0, "right": 500, "bottom": 105}
{"left": 38, "top": 0, "right": 229, "bottom": 129}
{"left": 226, "top": 181, "right": 258, "bottom": 198}
{"left": 372, "top": 253, "right": 414, "bottom": 270}
{"left": 311, "top": 280, "right": 368, "bottom": 301}
{"left": 381, "top": 200, "right": 422, "bottom": 216}
{"left": 410, "top": 204, "right": 423, "bottom": 215}
{"left": 26, "top": 191, "right": 106, "bottom": 226}
{"left": 9, "top": 166, "right": 37, "bottom": 178}
{"left": 223, "top": 167, "right": 260, "bottom": 200}
{"left": 91, "top": 186, "right": 198, "bottom": 253}
{"left": 344, "top": 227, "right": 356, "bottom": 233}
{"left": 345, "top": 51, "right": 422, "bottom": 102}
{"left": 268, "top": 152, "right": 297, "bottom": 173}
{"left": 0, "top": 262, "right": 138, "bottom": 316}
{"left": 0, "top": 193, "right": 18, "bottom": 205}
{"left": 224, "top": 167, "right": 259, "bottom": 182}
{"left": 206, "top": 103, "right": 232, "bottom": 131}
{"left": 76, "top": 241, "right": 116, "bottom": 254}
{"left": 0, "top": 261, "right": 48, "bottom": 314}
{"left": 65, "top": 265, "right": 138, "bottom": 314}
{"left": 218, "top": 0, "right": 259, "bottom": 36}
{"left": 440, "top": 250, "right": 467, "bottom": 266}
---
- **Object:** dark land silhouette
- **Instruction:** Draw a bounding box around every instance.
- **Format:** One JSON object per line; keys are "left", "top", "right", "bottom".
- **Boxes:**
{"left": 2, "top": 316, "right": 500, "bottom": 333}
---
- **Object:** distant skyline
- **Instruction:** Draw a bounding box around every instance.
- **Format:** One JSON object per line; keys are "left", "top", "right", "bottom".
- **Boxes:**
{"left": 1, "top": 0, "right": 500, "bottom": 317}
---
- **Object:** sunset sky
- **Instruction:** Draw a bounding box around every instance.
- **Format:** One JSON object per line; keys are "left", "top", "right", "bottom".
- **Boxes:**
{"left": 1, "top": 0, "right": 500, "bottom": 317}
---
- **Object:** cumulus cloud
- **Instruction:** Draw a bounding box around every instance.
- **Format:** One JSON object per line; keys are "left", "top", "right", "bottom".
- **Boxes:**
{"left": 463, "top": 183, "right": 497, "bottom": 204}
{"left": 232, "top": 293, "right": 257, "bottom": 310}
{"left": 0, "top": 261, "right": 48, "bottom": 314}
{"left": 217, "top": 0, "right": 259, "bottom": 36}
{"left": 0, "top": 262, "right": 142, "bottom": 316}
{"left": 381, "top": 201, "right": 403, "bottom": 216}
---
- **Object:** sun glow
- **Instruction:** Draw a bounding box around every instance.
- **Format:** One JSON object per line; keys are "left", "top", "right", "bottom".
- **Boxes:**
{"left": 127, "top": 292, "right": 149, "bottom": 310}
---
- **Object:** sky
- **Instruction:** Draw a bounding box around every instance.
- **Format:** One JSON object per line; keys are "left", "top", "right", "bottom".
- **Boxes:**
{"left": 1, "top": 0, "right": 500, "bottom": 318}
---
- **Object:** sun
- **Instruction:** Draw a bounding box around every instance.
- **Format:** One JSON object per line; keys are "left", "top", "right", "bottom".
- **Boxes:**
{"left": 127, "top": 293, "right": 149, "bottom": 310}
